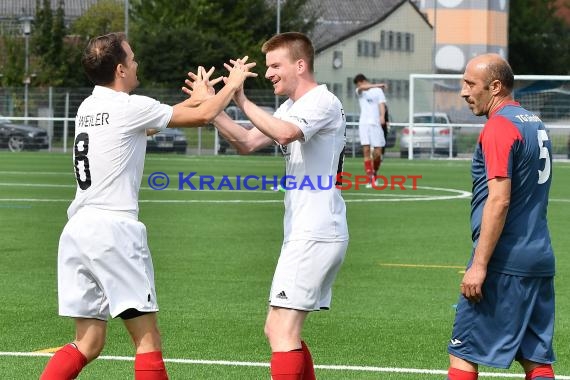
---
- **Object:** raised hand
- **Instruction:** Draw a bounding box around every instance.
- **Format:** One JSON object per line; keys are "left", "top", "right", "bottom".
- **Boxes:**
{"left": 224, "top": 56, "right": 257, "bottom": 90}
{"left": 181, "top": 66, "right": 223, "bottom": 106}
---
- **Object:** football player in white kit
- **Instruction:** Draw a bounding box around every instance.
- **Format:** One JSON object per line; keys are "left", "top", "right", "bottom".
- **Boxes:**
{"left": 40, "top": 32, "right": 256, "bottom": 380}
{"left": 206, "top": 32, "right": 348, "bottom": 380}
{"left": 353, "top": 74, "right": 388, "bottom": 186}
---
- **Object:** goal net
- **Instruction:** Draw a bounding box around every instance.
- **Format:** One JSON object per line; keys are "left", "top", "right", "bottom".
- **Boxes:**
{"left": 407, "top": 74, "right": 570, "bottom": 160}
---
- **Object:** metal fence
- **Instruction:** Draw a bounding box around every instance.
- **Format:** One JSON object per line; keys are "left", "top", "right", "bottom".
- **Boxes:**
{"left": 2, "top": 86, "right": 569, "bottom": 159}
{"left": 0, "top": 86, "right": 279, "bottom": 154}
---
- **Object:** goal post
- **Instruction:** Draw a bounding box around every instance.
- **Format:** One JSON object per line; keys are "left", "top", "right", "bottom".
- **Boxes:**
{"left": 407, "top": 73, "right": 570, "bottom": 160}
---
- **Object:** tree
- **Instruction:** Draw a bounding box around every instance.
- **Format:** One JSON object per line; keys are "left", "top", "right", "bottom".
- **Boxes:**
{"left": 33, "top": 0, "right": 53, "bottom": 62}
{"left": 0, "top": 35, "right": 25, "bottom": 87}
{"left": 4, "top": 0, "right": 315, "bottom": 89}
{"left": 70, "top": 0, "right": 125, "bottom": 38}
{"left": 66, "top": 0, "right": 126, "bottom": 87}
{"left": 31, "top": 0, "right": 68, "bottom": 86}
{"left": 48, "top": 0, "right": 67, "bottom": 85}
{"left": 129, "top": 0, "right": 316, "bottom": 88}
{"left": 509, "top": 0, "right": 570, "bottom": 74}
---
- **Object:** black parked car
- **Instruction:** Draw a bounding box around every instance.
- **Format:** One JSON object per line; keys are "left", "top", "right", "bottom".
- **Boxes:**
{"left": 0, "top": 117, "right": 49, "bottom": 152}
{"left": 146, "top": 128, "right": 188, "bottom": 153}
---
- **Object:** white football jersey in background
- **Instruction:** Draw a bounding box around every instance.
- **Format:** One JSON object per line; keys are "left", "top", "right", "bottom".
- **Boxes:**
{"left": 356, "top": 87, "right": 386, "bottom": 127}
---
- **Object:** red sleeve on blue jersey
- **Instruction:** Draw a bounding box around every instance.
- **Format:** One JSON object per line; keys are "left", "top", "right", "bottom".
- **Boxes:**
{"left": 479, "top": 115, "right": 523, "bottom": 180}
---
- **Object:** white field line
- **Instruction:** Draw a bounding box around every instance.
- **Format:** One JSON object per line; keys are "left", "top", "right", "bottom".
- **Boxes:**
{"left": 0, "top": 182, "right": 438, "bottom": 198}
{"left": 4, "top": 182, "right": 570, "bottom": 203}
{"left": 1, "top": 351, "right": 567, "bottom": 378}
{"left": 5, "top": 195, "right": 570, "bottom": 204}
{"left": 2, "top": 182, "right": 570, "bottom": 206}
{"left": 0, "top": 196, "right": 468, "bottom": 203}
{"left": 0, "top": 182, "right": 472, "bottom": 202}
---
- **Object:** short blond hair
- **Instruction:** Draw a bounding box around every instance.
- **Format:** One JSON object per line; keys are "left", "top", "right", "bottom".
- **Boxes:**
{"left": 261, "top": 32, "right": 314, "bottom": 73}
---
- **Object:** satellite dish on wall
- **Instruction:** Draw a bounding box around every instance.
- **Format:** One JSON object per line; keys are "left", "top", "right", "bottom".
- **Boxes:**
{"left": 333, "top": 57, "right": 342, "bottom": 69}
{"left": 332, "top": 51, "right": 343, "bottom": 69}
{"left": 435, "top": 45, "right": 465, "bottom": 71}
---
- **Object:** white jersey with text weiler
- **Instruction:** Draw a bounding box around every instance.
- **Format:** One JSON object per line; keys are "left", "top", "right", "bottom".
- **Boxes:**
{"left": 68, "top": 85, "right": 172, "bottom": 219}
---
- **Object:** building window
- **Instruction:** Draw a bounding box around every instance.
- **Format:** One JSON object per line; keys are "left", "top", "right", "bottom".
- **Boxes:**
{"left": 405, "top": 33, "right": 414, "bottom": 52}
{"left": 347, "top": 77, "right": 355, "bottom": 97}
{"left": 380, "top": 30, "right": 414, "bottom": 52}
{"left": 357, "top": 40, "right": 364, "bottom": 56}
{"left": 396, "top": 32, "right": 402, "bottom": 51}
{"left": 357, "top": 40, "right": 379, "bottom": 57}
{"left": 386, "top": 80, "right": 393, "bottom": 97}
{"left": 332, "top": 83, "right": 342, "bottom": 98}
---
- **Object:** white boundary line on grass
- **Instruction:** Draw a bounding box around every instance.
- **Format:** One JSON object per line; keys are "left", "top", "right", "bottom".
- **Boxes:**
{"left": 0, "top": 351, "right": 567, "bottom": 379}
{"left": 0, "top": 182, "right": 472, "bottom": 203}
{"left": 2, "top": 181, "right": 570, "bottom": 204}
{"left": 5, "top": 185, "right": 570, "bottom": 204}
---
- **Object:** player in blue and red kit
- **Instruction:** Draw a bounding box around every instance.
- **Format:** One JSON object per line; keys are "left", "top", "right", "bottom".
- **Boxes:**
{"left": 447, "top": 54, "right": 556, "bottom": 380}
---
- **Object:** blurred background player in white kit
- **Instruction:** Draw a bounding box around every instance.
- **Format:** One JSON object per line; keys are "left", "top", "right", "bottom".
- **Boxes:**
{"left": 353, "top": 74, "right": 388, "bottom": 187}
{"left": 194, "top": 32, "right": 349, "bottom": 380}
{"left": 40, "top": 32, "right": 256, "bottom": 380}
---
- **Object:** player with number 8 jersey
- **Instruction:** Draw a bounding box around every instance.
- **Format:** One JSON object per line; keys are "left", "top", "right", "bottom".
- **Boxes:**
{"left": 41, "top": 32, "right": 256, "bottom": 380}
{"left": 69, "top": 91, "right": 172, "bottom": 216}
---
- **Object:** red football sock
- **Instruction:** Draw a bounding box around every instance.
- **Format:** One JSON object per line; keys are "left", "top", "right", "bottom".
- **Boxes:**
{"left": 447, "top": 367, "right": 478, "bottom": 380}
{"left": 270, "top": 350, "right": 304, "bottom": 380}
{"left": 364, "top": 159, "right": 374, "bottom": 177}
{"left": 300, "top": 341, "right": 316, "bottom": 380}
{"left": 134, "top": 351, "right": 168, "bottom": 380}
{"left": 40, "top": 343, "right": 87, "bottom": 380}
{"left": 526, "top": 364, "right": 554, "bottom": 379}
{"left": 373, "top": 156, "right": 381, "bottom": 174}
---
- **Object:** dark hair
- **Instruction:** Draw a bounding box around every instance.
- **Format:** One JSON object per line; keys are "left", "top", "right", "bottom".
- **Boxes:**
{"left": 261, "top": 32, "right": 315, "bottom": 73}
{"left": 353, "top": 73, "right": 367, "bottom": 84}
{"left": 488, "top": 58, "right": 514, "bottom": 92}
{"left": 81, "top": 32, "right": 128, "bottom": 85}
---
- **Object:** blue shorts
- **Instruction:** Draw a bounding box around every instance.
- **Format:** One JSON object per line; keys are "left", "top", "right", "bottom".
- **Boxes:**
{"left": 448, "top": 271, "right": 555, "bottom": 368}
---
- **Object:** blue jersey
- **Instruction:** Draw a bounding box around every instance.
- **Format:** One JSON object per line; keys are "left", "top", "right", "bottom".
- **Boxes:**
{"left": 470, "top": 101, "right": 554, "bottom": 277}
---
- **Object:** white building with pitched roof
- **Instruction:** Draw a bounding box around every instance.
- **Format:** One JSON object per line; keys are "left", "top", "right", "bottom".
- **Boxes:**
{"left": 308, "top": 0, "right": 434, "bottom": 120}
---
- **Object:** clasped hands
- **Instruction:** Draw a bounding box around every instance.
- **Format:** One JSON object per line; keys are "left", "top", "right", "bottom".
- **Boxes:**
{"left": 182, "top": 56, "right": 256, "bottom": 106}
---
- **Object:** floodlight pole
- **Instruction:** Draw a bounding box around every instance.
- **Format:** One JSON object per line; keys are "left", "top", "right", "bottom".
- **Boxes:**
{"left": 274, "top": 0, "right": 281, "bottom": 112}
{"left": 20, "top": 16, "right": 33, "bottom": 124}
{"left": 276, "top": 0, "right": 281, "bottom": 34}
{"left": 272, "top": 0, "right": 281, "bottom": 156}
{"left": 124, "top": 0, "right": 129, "bottom": 37}
{"left": 430, "top": 2, "right": 438, "bottom": 158}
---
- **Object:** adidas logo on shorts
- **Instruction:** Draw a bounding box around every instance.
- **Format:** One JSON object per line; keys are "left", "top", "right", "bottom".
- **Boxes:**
{"left": 276, "top": 291, "right": 288, "bottom": 300}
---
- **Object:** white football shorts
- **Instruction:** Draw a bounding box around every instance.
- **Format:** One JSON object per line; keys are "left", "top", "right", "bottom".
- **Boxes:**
{"left": 269, "top": 239, "right": 348, "bottom": 311}
{"left": 359, "top": 123, "right": 386, "bottom": 148}
{"left": 57, "top": 208, "right": 159, "bottom": 320}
